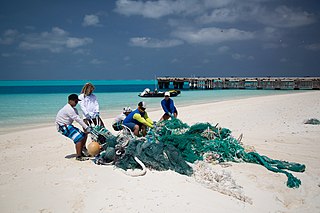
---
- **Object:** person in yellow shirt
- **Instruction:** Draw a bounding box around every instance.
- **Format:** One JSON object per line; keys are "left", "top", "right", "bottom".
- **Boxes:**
{"left": 123, "top": 101, "right": 153, "bottom": 136}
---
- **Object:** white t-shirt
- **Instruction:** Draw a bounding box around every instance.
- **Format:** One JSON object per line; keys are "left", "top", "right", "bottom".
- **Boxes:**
{"left": 78, "top": 93, "right": 100, "bottom": 119}
{"left": 55, "top": 103, "right": 88, "bottom": 129}
{"left": 113, "top": 113, "right": 126, "bottom": 124}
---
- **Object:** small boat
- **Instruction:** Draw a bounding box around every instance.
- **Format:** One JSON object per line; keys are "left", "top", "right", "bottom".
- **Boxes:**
{"left": 138, "top": 88, "right": 181, "bottom": 97}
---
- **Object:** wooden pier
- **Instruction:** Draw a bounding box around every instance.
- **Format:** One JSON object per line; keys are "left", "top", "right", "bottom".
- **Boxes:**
{"left": 157, "top": 77, "right": 320, "bottom": 90}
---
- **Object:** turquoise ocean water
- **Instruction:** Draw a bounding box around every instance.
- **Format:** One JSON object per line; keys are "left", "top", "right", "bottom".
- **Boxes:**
{"left": 0, "top": 80, "right": 308, "bottom": 134}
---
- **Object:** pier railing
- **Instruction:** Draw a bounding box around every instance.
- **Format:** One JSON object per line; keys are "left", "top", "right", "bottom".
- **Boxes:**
{"left": 157, "top": 77, "right": 320, "bottom": 90}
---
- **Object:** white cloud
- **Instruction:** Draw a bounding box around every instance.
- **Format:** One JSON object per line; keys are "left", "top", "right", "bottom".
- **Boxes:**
{"left": 171, "top": 58, "right": 179, "bottom": 63}
{"left": 248, "top": 55, "right": 254, "bottom": 60}
{"left": 50, "top": 27, "right": 68, "bottom": 36}
{"left": 129, "top": 37, "right": 183, "bottom": 48}
{"left": 82, "top": 15, "right": 101, "bottom": 27}
{"left": 260, "top": 27, "right": 283, "bottom": 40}
{"left": 18, "top": 27, "right": 93, "bottom": 53}
{"left": 196, "top": 7, "right": 239, "bottom": 24}
{"left": 0, "top": 29, "right": 19, "bottom": 45}
{"left": 115, "top": 0, "right": 235, "bottom": 18}
{"left": 115, "top": 0, "right": 316, "bottom": 31}
{"left": 218, "top": 46, "right": 230, "bottom": 53}
{"left": 66, "top": 37, "right": 93, "bottom": 48}
{"left": 172, "top": 27, "right": 254, "bottom": 44}
{"left": 90, "top": 58, "right": 105, "bottom": 64}
{"left": 232, "top": 53, "right": 243, "bottom": 60}
{"left": 257, "top": 5, "right": 316, "bottom": 28}
{"left": 115, "top": 0, "right": 176, "bottom": 18}
{"left": 198, "top": 3, "right": 316, "bottom": 28}
{"left": 232, "top": 53, "right": 254, "bottom": 60}
{"left": 305, "top": 43, "right": 320, "bottom": 51}
{"left": 4, "top": 29, "right": 19, "bottom": 37}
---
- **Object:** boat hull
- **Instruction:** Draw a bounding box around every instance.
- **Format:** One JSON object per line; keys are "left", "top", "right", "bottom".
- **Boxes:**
{"left": 138, "top": 90, "right": 180, "bottom": 98}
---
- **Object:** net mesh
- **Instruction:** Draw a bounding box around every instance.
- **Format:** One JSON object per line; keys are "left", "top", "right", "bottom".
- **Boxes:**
{"left": 95, "top": 118, "right": 305, "bottom": 188}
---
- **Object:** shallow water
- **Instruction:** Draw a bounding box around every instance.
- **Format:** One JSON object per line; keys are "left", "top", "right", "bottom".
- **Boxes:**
{"left": 0, "top": 80, "right": 308, "bottom": 133}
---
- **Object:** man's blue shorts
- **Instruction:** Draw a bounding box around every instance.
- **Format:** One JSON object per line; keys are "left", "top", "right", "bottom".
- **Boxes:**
{"left": 123, "top": 122, "right": 138, "bottom": 131}
{"left": 58, "top": 124, "right": 85, "bottom": 144}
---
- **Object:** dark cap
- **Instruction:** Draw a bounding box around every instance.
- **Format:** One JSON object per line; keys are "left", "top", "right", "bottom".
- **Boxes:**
{"left": 68, "top": 94, "right": 80, "bottom": 101}
{"left": 138, "top": 101, "right": 147, "bottom": 109}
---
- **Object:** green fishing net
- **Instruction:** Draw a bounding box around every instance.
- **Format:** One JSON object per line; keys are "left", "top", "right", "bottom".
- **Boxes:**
{"left": 96, "top": 118, "right": 305, "bottom": 188}
{"left": 91, "top": 125, "right": 117, "bottom": 148}
{"left": 304, "top": 118, "right": 320, "bottom": 125}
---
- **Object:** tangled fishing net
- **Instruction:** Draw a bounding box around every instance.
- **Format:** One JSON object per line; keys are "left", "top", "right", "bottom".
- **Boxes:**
{"left": 304, "top": 118, "right": 320, "bottom": 125}
{"left": 192, "top": 161, "right": 252, "bottom": 204}
{"left": 92, "top": 118, "right": 305, "bottom": 202}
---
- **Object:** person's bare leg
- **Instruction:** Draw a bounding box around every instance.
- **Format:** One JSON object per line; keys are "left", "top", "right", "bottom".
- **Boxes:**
{"left": 159, "top": 114, "right": 169, "bottom": 122}
{"left": 133, "top": 125, "right": 140, "bottom": 136}
{"left": 141, "top": 125, "right": 146, "bottom": 136}
{"left": 75, "top": 141, "right": 84, "bottom": 157}
{"left": 75, "top": 134, "right": 87, "bottom": 157}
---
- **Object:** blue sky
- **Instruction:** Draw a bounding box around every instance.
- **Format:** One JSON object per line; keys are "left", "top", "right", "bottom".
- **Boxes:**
{"left": 0, "top": 0, "right": 319, "bottom": 80}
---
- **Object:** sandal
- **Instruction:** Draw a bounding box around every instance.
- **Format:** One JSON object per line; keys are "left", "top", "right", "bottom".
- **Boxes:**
{"left": 76, "top": 156, "right": 89, "bottom": 161}
{"left": 81, "top": 150, "right": 89, "bottom": 157}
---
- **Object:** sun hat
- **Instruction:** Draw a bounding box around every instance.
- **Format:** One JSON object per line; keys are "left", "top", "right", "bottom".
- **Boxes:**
{"left": 164, "top": 91, "right": 170, "bottom": 97}
{"left": 123, "top": 106, "right": 132, "bottom": 113}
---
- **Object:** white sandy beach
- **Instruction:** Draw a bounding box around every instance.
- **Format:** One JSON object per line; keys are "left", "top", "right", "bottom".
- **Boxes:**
{"left": 0, "top": 91, "right": 320, "bottom": 213}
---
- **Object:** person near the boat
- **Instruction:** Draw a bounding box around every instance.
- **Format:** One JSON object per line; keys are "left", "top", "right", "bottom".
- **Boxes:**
{"left": 55, "top": 94, "right": 91, "bottom": 161}
{"left": 160, "top": 91, "right": 178, "bottom": 121}
{"left": 79, "top": 82, "right": 104, "bottom": 127}
{"left": 112, "top": 106, "right": 132, "bottom": 131}
{"left": 123, "top": 101, "right": 154, "bottom": 136}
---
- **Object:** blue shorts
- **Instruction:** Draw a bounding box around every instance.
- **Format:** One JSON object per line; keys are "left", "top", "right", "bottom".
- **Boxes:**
{"left": 165, "top": 108, "right": 178, "bottom": 116}
{"left": 123, "top": 122, "right": 138, "bottom": 131}
{"left": 58, "top": 124, "right": 85, "bottom": 144}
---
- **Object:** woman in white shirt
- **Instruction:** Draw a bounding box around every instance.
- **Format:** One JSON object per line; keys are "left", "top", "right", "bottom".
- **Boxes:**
{"left": 79, "top": 82, "right": 105, "bottom": 127}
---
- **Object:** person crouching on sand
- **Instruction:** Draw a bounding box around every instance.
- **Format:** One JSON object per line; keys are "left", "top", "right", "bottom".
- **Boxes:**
{"left": 160, "top": 91, "right": 178, "bottom": 121}
{"left": 112, "top": 106, "right": 132, "bottom": 131}
{"left": 55, "top": 94, "right": 91, "bottom": 161}
{"left": 123, "top": 101, "right": 154, "bottom": 136}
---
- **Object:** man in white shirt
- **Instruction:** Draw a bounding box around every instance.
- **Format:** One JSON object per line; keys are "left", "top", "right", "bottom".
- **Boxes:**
{"left": 56, "top": 94, "right": 92, "bottom": 161}
{"left": 112, "top": 106, "right": 132, "bottom": 131}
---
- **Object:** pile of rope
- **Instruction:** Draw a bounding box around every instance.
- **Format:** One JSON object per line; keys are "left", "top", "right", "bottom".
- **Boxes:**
{"left": 192, "top": 161, "right": 252, "bottom": 204}
{"left": 94, "top": 118, "right": 305, "bottom": 189}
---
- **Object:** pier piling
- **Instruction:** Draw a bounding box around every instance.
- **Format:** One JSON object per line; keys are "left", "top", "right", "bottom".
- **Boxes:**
{"left": 157, "top": 77, "right": 320, "bottom": 90}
